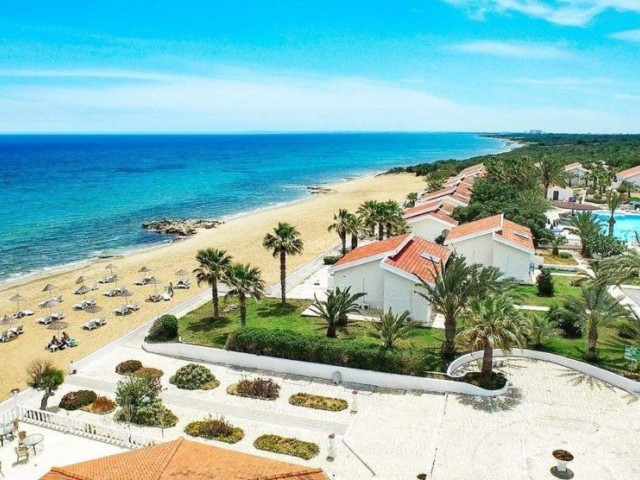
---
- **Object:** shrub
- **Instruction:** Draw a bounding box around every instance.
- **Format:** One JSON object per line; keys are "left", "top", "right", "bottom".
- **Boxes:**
{"left": 547, "top": 305, "right": 583, "bottom": 339}
{"left": 289, "top": 393, "right": 348, "bottom": 411}
{"left": 225, "top": 327, "right": 443, "bottom": 376}
{"left": 617, "top": 320, "right": 639, "bottom": 340}
{"left": 323, "top": 255, "right": 341, "bottom": 265}
{"left": 254, "top": 434, "right": 319, "bottom": 460}
{"left": 115, "top": 398, "right": 178, "bottom": 428}
{"left": 184, "top": 416, "right": 244, "bottom": 444}
{"left": 559, "top": 252, "right": 573, "bottom": 259}
{"left": 536, "top": 269, "right": 554, "bottom": 297}
{"left": 228, "top": 377, "right": 280, "bottom": 400}
{"left": 146, "top": 315, "right": 178, "bottom": 342}
{"left": 115, "top": 360, "right": 143, "bottom": 375}
{"left": 59, "top": 390, "right": 97, "bottom": 411}
{"left": 169, "top": 363, "right": 218, "bottom": 390}
{"left": 134, "top": 367, "right": 164, "bottom": 379}
{"left": 81, "top": 396, "right": 116, "bottom": 415}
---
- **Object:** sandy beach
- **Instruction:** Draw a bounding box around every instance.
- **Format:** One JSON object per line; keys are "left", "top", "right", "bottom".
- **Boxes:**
{"left": 0, "top": 172, "right": 424, "bottom": 400}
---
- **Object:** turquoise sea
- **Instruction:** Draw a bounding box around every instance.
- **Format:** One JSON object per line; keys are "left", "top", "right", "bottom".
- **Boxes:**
{"left": 0, "top": 133, "right": 511, "bottom": 282}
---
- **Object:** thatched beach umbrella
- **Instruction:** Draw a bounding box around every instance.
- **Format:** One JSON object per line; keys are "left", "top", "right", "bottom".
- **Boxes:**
{"left": 75, "top": 285, "right": 90, "bottom": 298}
{"left": 9, "top": 293, "right": 25, "bottom": 312}
{"left": 1, "top": 314, "right": 18, "bottom": 328}
{"left": 84, "top": 304, "right": 102, "bottom": 315}
{"left": 76, "top": 275, "right": 87, "bottom": 285}
{"left": 146, "top": 278, "right": 161, "bottom": 295}
{"left": 138, "top": 266, "right": 152, "bottom": 274}
{"left": 40, "top": 298, "right": 60, "bottom": 316}
{"left": 42, "top": 283, "right": 56, "bottom": 295}
{"left": 105, "top": 264, "right": 118, "bottom": 275}
{"left": 47, "top": 320, "right": 69, "bottom": 334}
{"left": 175, "top": 268, "right": 188, "bottom": 278}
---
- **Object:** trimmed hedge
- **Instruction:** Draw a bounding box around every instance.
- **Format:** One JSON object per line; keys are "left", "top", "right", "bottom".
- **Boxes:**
{"left": 59, "top": 390, "right": 97, "bottom": 411}
{"left": 225, "top": 327, "right": 440, "bottom": 376}
{"left": 134, "top": 367, "right": 164, "bottom": 379}
{"left": 147, "top": 315, "right": 178, "bottom": 342}
{"left": 227, "top": 377, "right": 280, "bottom": 400}
{"left": 184, "top": 417, "right": 244, "bottom": 444}
{"left": 254, "top": 434, "right": 319, "bottom": 460}
{"left": 289, "top": 392, "right": 348, "bottom": 411}
{"left": 170, "top": 363, "right": 219, "bottom": 390}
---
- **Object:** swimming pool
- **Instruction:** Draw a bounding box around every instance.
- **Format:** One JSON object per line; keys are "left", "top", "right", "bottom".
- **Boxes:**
{"left": 593, "top": 210, "right": 640, "bottom": 243}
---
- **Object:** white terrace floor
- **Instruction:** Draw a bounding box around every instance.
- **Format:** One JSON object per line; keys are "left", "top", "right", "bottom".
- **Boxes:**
{"left": 6, "top": 342, "right": 640, "bottom": 479}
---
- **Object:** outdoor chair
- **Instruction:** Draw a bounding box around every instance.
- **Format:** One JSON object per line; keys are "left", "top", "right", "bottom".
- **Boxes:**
{"left": 17, "top": 431, "right": 26, "bottom": 444}
{"left": 15, "top": 445, "right": 29, "bottom": 463}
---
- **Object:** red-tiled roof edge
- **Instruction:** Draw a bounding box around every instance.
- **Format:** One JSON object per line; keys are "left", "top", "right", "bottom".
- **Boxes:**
{"left": 257, "top": 468, "right": 327, "bottom": 480}
{"left": 332, "top": 234, "right": 413, "bottom": 268}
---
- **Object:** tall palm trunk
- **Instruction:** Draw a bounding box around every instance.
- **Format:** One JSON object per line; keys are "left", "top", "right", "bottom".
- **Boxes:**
{"left": 544, "top": 184, "right": 549, "bottom": 200}
{"left": 279, "top": 250, "right": 287, "bottom": 305}
{"left": 481, "top": 340, "right": 493, "bottom": 382}
{"left": 587, "top": 322, "right": 598, "bottom": 362}
{"left": 239, "top": 294, "right": 247, "bottom": 327}
{"left": 608, "top": 216, "right": 615, "bottom": 237}
{"left": 326, "top": 323, "right": 337, "bottom": 338}
{"left": 385, "top": 223, "right": 392, "bottom": 238}
{"left": 377, "top": 222, "right": 384, "bottom": 241}
{"left": 211, "top": 278, "right": 219, "bottom": 318}
{"left": 340, "top": 233, "right": 347, "bottom": 256}
{"left": 351, "top": 234, "right": 358, "bottom": 250}
{"left": 443, "top": 316, "right": 457, "bottom": 357}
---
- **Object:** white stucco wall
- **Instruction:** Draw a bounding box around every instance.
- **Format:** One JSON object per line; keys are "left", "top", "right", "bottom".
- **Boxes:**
{"left": 447, "top": 233, "right": 494, "bottom": 266}
{"left": 331, "top": 260, "right": 384, "bottom": 309}
{"left": 408, "top": 216, "right": 450, "bottom": 241}
{"left": 614, "top": 173, "right": 640, "bottom": 188}
{"left": 547, "top": 185, "right": 575, "bottom": 201}
{"left": 382, "top": 270, "right": 431, "bottom": 323}
{"left": 492, "top": 241, "right": 533, "bottom": 283}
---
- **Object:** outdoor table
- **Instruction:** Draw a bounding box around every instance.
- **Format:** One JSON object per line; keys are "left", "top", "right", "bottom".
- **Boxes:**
{"left": 0, "top": 424, "right": 12, "bottom": 446}
{"left": 22, "top": 433, "right": 44, "bottom": 455}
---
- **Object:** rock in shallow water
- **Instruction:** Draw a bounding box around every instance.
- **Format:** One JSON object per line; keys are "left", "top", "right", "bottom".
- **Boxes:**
{"left": 142, "top": 219, "right": 223, "bottom": 236}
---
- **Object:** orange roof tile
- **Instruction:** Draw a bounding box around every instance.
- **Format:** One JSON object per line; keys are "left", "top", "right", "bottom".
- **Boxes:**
{"left": 446, "top": 214, "right": 503, "bottom": 241}
{"left": 383, "top": 237, "right": 451, "bottom": 284}
{"left": 403, "top": 200, "right": 442, "bottom": 219}
{"left": 429, "top": 211, "right": 459, "bottom": 226}
{"left": 617, "top": 165, "right": 640, "bottom": 179}
{"left": 564, "top": 162, "right": 584, "bottom": 171}
{"left": 334, "top": 234, "right": 410, "bottom": 267}
{"left": 446, "top": 214, "right": 534, "bottom": 251}
{"left": 440, "top": 203, "right": 455, "bottom": 214}
{"left": 42, "top": 438, "right": 327, "bottom": 480}
{"left": 458, "top": 164, "right": 485, "bottom": 176}
{"left": 420, "top": 187, "right": 455, "bottom": 200}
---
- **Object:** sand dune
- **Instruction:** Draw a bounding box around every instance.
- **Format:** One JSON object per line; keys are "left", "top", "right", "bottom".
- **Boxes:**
{"left": 0, "top": 173, "right": 424, "bottom": 400}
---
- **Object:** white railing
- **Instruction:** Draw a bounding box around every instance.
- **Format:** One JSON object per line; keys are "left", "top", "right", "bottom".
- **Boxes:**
{"left": 4, "top": 407, "right": 158, "bottom": 449}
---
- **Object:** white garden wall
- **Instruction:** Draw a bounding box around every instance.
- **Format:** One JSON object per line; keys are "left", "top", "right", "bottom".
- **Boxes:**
{"left": 143, "top": 341, "right": 508, "bottom": 397}
{"left": 447, "top": 348, "right": 640, "bottom": 395}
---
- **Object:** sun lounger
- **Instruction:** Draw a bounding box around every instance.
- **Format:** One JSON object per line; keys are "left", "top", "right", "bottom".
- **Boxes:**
{"left": 113, "top": 306, "right": 130, "bottom": 316}
{"left": 9, "top": 326, "right": 24, "bottom": 336}
{"left": 47, "top": 342, "right": 66, "bottom": 352}
{"left": 82, "top": 317, "right": 107, "bottom": 330}
{"left": 0, "top": 330, "right": 15, "bottom": 343}
{"left": 73, "top": 299, "right": 97, "bottom": 310}
{"left": 175, "top": 279, "right": 191, "bottom": 289}
{"left": 134, "top": 276, "right": 154, "bottom": 286}
{"left": 148, "top": 294, "right": 162, "bottom": 303}
{"left": 38, "top": 296, "right": 63, "bottom": 308}
{"left": 15, "top": 310, "right": 34, "bottom": 318}
{"left": 36, "top": 316, "right": 53, "bottom": 326}
{"left": 103, "top": 289, "right": 121, "bottom": 297}
{"left": 98, "top": 275, "right": 116, "bottom": 284}
{"left": 126, "top": 302, "right": 140, "bottom": 311}
{"left": 161, "top": 292, "right": 172, "bottom": 301}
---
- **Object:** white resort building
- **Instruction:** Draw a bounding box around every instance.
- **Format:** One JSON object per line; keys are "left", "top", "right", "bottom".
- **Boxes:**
{"left": 329, "top": 234, "right": 450, "bottom": 323}
{"left": 403, "top": 200, "right": 458, "bottom": 242}
{"left": 444, "top": 214, "right": 538, "bottom": 283}
{"left": 613, "top": 165, "right": 640, "bottom": 188}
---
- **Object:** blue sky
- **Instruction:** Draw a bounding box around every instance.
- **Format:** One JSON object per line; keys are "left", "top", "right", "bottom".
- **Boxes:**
{"left": 1, "top": 0, "right": 639, "bottom": 133}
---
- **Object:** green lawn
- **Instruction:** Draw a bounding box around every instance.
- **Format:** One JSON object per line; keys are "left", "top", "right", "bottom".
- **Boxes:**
{"left": 180, "top": 296, "right": 637, "bottom": 378}
{"left": 536, "top": 250, "right": 578, "bottom": 266}
{"left": 511, "top": 275, "right": 584, "bottom": 307}
{"left": 180, "top": 297, "right": 445, "bottom": 354}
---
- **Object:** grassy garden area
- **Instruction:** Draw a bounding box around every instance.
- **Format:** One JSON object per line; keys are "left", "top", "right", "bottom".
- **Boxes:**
{"left": 511, "top": 275, "right": 584, "bottom": 307}
{"left": 536, "top": 250, "right": 578, "bottom": 266}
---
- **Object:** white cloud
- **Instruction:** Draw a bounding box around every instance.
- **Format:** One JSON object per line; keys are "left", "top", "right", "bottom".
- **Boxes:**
{"left": 452, "top": 41, "right": 574, "bottom": 59}
{"left": 0, "top": 68, "right": 636, "bottom": 133}
{"left": 609, "top": 28, "right": 640, "bottom": 42}
{"left": 444, "top": 1, "right": 640, "bottom": 26}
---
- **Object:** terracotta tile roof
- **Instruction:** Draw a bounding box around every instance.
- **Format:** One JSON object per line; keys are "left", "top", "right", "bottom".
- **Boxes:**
{"left": 420, "top": 187, "right": 455, "bottom": 200}
{"left": 383, "top": 237, "right": 451, "bottom": 284}
{"left": 446, "top": 214, "right": 534, "bottom": 251}
{"left": 617, "top": 165, "right": 640, "bottom": 179}
{"left": 429, "top": 211, "right": 459, "bottom": 226}
{"left": 458, "top": 164, "right": 486, "bottom": 177}
{"left": 445, "top": 177, "right": 475, "bottom": 188}
{"left": 42, "top": 438, "right": 327, "bottom": 480}
{"left": 334, "top": 234, "right": 410, "bottom": 267}
{"left": 564, "top": 162, "right": 584, "bottom": 171}
{"left": 403, "top": 200, "right": 442, "bottom": 219}
{"left": 446, "top": 214, "right": 503, "bottom": 241}
{"left": 440, "top": 203, "right": 455, "bottom": 214}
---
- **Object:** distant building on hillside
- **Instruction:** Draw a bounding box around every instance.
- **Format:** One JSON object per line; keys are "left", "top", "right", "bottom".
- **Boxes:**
{"left": 613, "top": 165, "right": 640, "bottom": 189}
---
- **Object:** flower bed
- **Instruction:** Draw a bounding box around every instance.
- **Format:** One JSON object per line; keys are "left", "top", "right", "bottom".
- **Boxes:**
{"left": 115, "top": 360, "right": 143, "bottom": 375}
{"left": 227, "top": 377, "right": 280, "bottom": 400}
{"left": 134, "top": 367, "right": 164, "bottom": 379}
{"left": 184, "top": 416, "right": 244, "bottom": 444}
{"left": 169, "top": 363, "right": 219, "bottom": 390}
{"left": 80, "top": 396, "right": 116, "bottom": 415}
{"left": 59, "top": 390, "right": 97, "bottom": 411}
{"left": 253, "top": 434, "right": 319, "bottom": 460}
{"left": 289, "top": 392, "right": 348, "bottom": 412}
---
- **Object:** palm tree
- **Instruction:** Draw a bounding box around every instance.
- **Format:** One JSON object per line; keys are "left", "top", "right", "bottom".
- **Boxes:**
{"left": 565, "top": 171, "right": 577, "bottom": 188}
{"left": 549, "top": 235, "right": 568, "bottom": 256}
{"left": 599, "top": 250, "right": 640, "bottom": 284}
{"left": 417, "top": 255, "right": 503, "bottom": 357}
{"left": 381, "top": 200, "right": 404, "bottom": 238}
{"left": 374, "top": 309, "right": 416, "bottom": 349}
{"left": 605, "top": 190, "right": 623, "bottom": 237}
{"left": 328, "top": 209, "right": 350, "bottom": 255}
{"left": 344, "top": 213, "right": 363, "bottom": 251}
{"left": 459, "top": 293, "right": 528, "bottom": 383}
{"left": 224, "top": 263, "right": 265, "bottom": 327}
{"left": 424, "top": 173, "right": 445, "bottom": 193}
{"left": 528, "top": 314, "right": 556, "bottom": 347}
{"left": 620, "top": 180, "right": 634, "bottom": 199}
{"left": 310, "top": 287, "right": 365, "bottom": 338}
{"left": 405, "top": 192, "right": 418, "bottom": 208}
{"left": 193, "top": 248, "right": 232, "bottom": 319}
{"left": 559, "top": 284, "right": 633, "bottom": 361}
{"left": 357, "top": 200, "right": 379, "bottom": 237}
{"left": 263, "top": 222, "right": 304, "bottom": 305}
{"left": 569, "top": 211, "right": 604, "bottom": 258}
{"left": 536, "top": 157, "right": 566, "bottom": 199}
